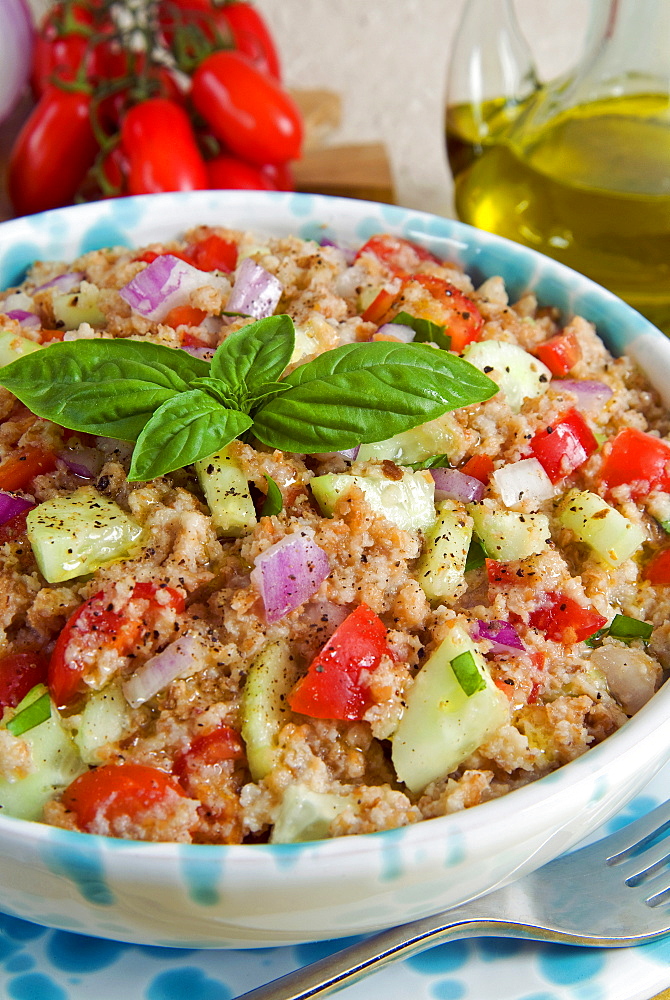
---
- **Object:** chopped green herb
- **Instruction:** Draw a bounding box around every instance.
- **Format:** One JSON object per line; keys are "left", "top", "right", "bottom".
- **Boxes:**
{"left": 6, "top": 690, "right": 51, "bottom": 737}
{"left": 450, "top": 650, "right": 486, "bottom": 696}
{"left": 261, "top": 474, "right": 283, "bottom": 517}
{"left": 584, "top": 614, "right": 652, "bottom": 648}
{"left": 465, "top": 538, "right": 487, "bottom": 572}
{"left": 392, "top": 311, "right": 451, "bottom": 351}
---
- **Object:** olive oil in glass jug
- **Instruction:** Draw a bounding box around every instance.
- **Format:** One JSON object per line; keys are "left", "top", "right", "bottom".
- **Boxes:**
{"left": 446, "top": 0, "right": 670, "bottom": 333}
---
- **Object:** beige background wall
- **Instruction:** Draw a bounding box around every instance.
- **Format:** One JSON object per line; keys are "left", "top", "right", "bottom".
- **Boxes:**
{"left": 26, "top": 0, "right": 591, "bottom": 216}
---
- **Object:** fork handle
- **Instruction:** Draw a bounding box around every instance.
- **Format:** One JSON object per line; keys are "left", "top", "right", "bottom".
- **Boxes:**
{"left": 233, "top": 900, "right": 532, "bottom": 1000}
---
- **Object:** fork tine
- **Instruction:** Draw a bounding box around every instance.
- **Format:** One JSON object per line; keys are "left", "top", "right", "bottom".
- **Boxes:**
{"left": 602, "top": 799, "right": 670, "bottom": 863}
{"left": 620, "top": 840, "right": 670, "bottom": 886}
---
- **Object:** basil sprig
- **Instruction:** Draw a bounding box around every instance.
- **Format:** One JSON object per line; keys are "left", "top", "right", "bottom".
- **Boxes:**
{"left": 0, "top": 314, "right": 497, "bottom": 481}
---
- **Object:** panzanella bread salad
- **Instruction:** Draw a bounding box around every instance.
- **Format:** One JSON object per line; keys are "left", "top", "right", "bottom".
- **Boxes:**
{"left": 0, "top": 226, "right": 667, "bottom": 844}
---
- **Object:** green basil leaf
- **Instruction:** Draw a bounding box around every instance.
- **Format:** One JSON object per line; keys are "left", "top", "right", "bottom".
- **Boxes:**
{"left": 129, "top": 390, "right": 252, "bottom": 480}
{"left": 253, "top": 341, "right": 497, "bottom": 453}
{"left": 6, "top": 689, "right": 51, "bottom": 736}
{"left": 450, "top": 650, "right": 486, "bottom": 696}
{"left": 210, "top": 315, "right": 294, "bottom": 395}
{"left": 392, "top": 311, "right": 451, "bottom": 350}
{"left": 261, "top": 474, "right": 283, "bottom": 517}
{"left": 464, "top": 539, "right": 487, "bottom": 573}
{"left": 0, "top": 339, "right": 210, "bottom": 441}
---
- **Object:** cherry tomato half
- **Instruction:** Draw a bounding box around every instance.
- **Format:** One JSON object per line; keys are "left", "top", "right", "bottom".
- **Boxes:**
{"left": 0, "top": 652, "right": 49, "bottom": 711}
{"left": 529, "top": 592, "right": 607, "bottom": 644}
{"left": 191, "top": 50, "right": 303, "bottom": 166}
{"left": 599, "top": 427, "right": 670, "bottom": 499}
{"left": 62, "top": 763, "right": 189, "bottom": 833}
{"left": 0, "top": 447, "right": 57, "bottom": 493}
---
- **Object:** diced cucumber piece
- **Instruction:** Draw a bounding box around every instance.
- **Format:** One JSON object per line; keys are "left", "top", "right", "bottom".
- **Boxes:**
{"left": 0, "top": 686, "right": 85, "bottom": 820}
{"left": 195, "top": 444, "right": 257, "bottom": 537}
{"left": 270, "top": 783, "right": 354, "bottom": 843}
{"left": 555, "top": 488, "right": 645, "bottom": 566}
{"left": 469, "top": 501, "right": 551, "bottom": 561}
{"left": 357, "top": 412, "right": 461, "bottom": 465}
{"left": 27, "top": 485, "right": 143, "bottom": 583}
{"left": 416, "top": 499, "right": 473, "bottom": 604}
{"left": 310, "top": 469, "right": 435, "bottom": 533}
{"left": 241, "top": 641, "right": 298, "bottom": 781}
{"left": 392, "top": 623, "right": 508, "bottom": 794}
{"left": 0, "top": 330, "right": 42, "bottom": 367}
{"left": 72, "top": 682, "right": 131, "bottom": 765}
{"left": 463, "top": 340, "right": 551, "bottom": 413}
{"left": 52, "top": 281, "right": 105, "bottom": 328}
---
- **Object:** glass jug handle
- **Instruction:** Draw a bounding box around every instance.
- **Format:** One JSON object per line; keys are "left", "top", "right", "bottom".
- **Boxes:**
{"left": 445, "top": 0, "right": 539, "bottom": 181}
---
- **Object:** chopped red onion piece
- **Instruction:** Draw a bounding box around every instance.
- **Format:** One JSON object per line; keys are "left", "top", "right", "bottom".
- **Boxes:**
{"left": 0, "top": 490, "right": 34, "bottom": 525}
{"left": 123, "top": 633, "right": 201, "bottom": 708}
{"left": 250, "top": 530, "right": 330, "bottom": 624}
{"left": 57, "top": 447, "right": 105, "bottom": 480}
{"left": 337, "top": 446, "right": 360, "bottom": 462}
{"left": 376, "top": 322, "right": 415, "bottom": 343}
{"left": 551, "top": 379, "right": 613, "bottom": 413}
{"left": 119, "top": 254, "right": 228, "bottom": 322}
{"left": 493, "top": 458, "right": 554, "bottom": 509}
{"left": 226, "top": 257, "right": 283, "bottom": 319}
{"left": 320, "top": 238, "right": 356, "bottom": 265}
{"left": 34, "top": 272, "right": 84, "bottom": 294}
{"left": 181, "top": 344, "right": 215, "bottom": 361}
{"left": 4, "top": 309, "right": 40, "bottom": 328}
{"left": 430, "top": 466, "right": 484, "bottom": 503}
{"left": 472, "top": 619, "right": 525, "bottom": 655}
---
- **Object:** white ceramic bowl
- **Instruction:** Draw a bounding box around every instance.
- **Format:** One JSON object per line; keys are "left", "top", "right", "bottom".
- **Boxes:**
{"left": 0, "top": 190, "right": 669, "bottom": 950}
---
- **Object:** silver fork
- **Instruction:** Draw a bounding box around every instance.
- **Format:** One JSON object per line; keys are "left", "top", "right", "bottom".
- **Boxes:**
{"left": 235, "top": 798, "right": 670, "bottom": 1000}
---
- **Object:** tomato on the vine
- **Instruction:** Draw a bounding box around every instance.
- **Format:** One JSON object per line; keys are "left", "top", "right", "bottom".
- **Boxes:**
{"left": 191, "top": 50, "right": 303, "bottom": 166}
{"left": 120, "top": 98, "right": 209, "bottom": 195}
{"left": 217, "top": 2, "right": 281, "bottom": 79}
{"left": 8, "top": 87, "right": 99, "bottom": 216}
{"left": 206, "top": 153, "right": 276, "bottom": 190}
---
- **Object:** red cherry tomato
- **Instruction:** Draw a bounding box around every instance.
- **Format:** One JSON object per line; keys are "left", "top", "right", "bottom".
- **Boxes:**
{"left": 529, "top": 592, "right": 607, "bottom": 644}
{"left": 529, "top": 408, "right": 598, "bottom": 483}
{"left": 459, "top": 454, "right": 494, "bottom": 484}
{"left": 644, "top": 549, "right": 670, "bottom": 585}
{"left": 120, "top": 98, "right": 208, "bottom": 194}
{"left": 8, "top": 88, "right": 98, "bottom": 216}
{"left": 206, "top": 153, "right": 276, "bottom": 190}
{"left": 288, "top": 604, "right": 389, "bottom": 721}
{"left": 0, "top": 447, "right": 57, "bottom": 492}
{"left": 0, "top": 653, "right": 49, "bottom": 711}
{"left": 534, "top": 327, "right": 581, "bottom": 377}
{"left": 217, "top": 2, "right": 281, "bottom": 79}
{"left": 62, "top": 763, "right": 189, "bottom": 833}
{"left": 184, "top": 233, "right": 239, "bottom": 272}
{"left": 413, "top": 274, "right": 484, "bottom": 353}
{"left": 31, "top": 34, "right": 91, "bottom": 98}
{"left": 191, "top": 50, "right": 303, "bottom": 166}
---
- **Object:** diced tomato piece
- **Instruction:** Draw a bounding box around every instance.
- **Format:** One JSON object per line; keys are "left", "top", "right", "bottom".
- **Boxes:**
{"left": 413, "top": 274, "right": 484, "bottom": 353}
{"left": 0, "top": 447, "right": 58, "bottom": 492}
{"left": 360, "top": 286, "right": 398, "bottom": 324}
{"left": 0, "top": 652, "right": 49, "bottom": 711}
{"left": 184, "top": 234, "right": 238, "bottom": 273}
{"left": 48, "top": 583, "right": 184, "bottom": 709}
{"left": 173, "top": 724, "right": 245, "bottom": 788}
{"left": 162, "top": 305, "right": 208, "bottom": 329}
{"left": 599, "top": 427, "right": 670, "bottom": 499}
{"left": 288, "top": 603, "right": 389, "bottom": 721}
{"left": 355, "top": 234, "right": 441, "bottom": 278}
{"left": 134, "top": 249, "right": 191, "bottom": 265}
{"left": 40, "top": 329, "right": 65, "bottom": 343}
{"left": 460, "top": 454, "right": 494, "bottom": 484}
{"left": 529, "top": 592, "right": 607, "bottom": 644}
{"left": 62, "top": 763, "right": 189, "bottom": 833}
{"left": 0, "top": 509, "right": 32, "bottom": 544}
{"left": 534, "top": 328, "right": 581, "bottom": 377}
{"left": 644, "top": 549, "right": 670, "bottom": 585}
{"left": 529, "top": 408, "right": 598, "bottom": 483}
{"left": 486, "top": 559, "right": 526, "bottom": 587}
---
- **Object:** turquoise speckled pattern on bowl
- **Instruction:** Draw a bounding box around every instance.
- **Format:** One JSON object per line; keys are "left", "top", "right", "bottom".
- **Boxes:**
{"left": 0, "top": 191, "right": 669, "bottom": 953}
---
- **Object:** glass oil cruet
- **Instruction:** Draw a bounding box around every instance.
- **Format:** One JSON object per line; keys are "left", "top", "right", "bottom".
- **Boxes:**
{"left": 446, "top": 0, "right": 670, "bottom": 333}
